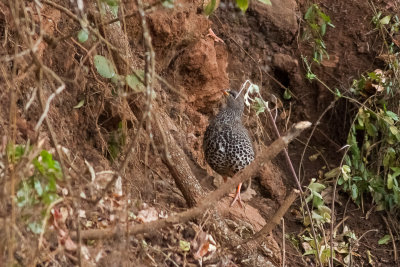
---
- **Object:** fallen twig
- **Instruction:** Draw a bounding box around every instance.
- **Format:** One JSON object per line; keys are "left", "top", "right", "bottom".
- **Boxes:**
{"left": 243, "top": 189, "right": 299, "bottom": 244}
{"left": 382, "top": 214, "right": 398, "bottom": 263}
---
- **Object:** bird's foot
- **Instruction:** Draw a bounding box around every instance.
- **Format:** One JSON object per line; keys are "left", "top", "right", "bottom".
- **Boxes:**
{"left": 207, "top": 28, "right": 224, "bottom": 43}
{"left": 229, "top": 192, "right": 243, "bottom": 207}
{"left": 229, "top": 183, "right": 243, "bottom": 208}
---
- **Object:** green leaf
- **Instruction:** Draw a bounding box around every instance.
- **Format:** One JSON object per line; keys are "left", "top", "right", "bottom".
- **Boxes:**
{"left": 351, "top": 184, "right": 358, "bottom": 200}
{"left": 257, "top": 0, "right": 271, "bottom": 5}
{"left": 94, "top": 55, "right": 116, "bottom": 79}
{"left": 43, "top": 192, "right": 59, "bottom": 205}
{"left": 110, "top": 5, "right": 118, "bottom": 17}
{"left": 311, "top": 210, "right": 324, "bottom": 221}
{"left": 73, "top": 99, "right": 85, "bottom": 109}
{"left": 378, "top": 234, "right": 391, "bottom": 245}
{"left": 179, "top": 240, "right": 190, "bottom": 252}
{"left": 366, "top": 123, "right": 377, "bottom": 137}
{"left": 236, "top": 0, "right": 249, "bottom": 12}
{"left": 253, "top": 97, "right": 266, "bottom": 115}
{"left": 318, "top": 12, "right": 331, "bottom": 23}
{"left": 283, "top": 88, "right": 292, "bottom": 100}
{"left": 33, "top": 178, "right": 43, "bottom": 196}
{"left": 162, "top": 0, "right": 174, "bottom": 8}
{"left": 28, "top": 221, "right": 42, "bottom": 234}
{"left": 77, "top": 29, "right": 89, "bottom": 43}
{"left": 204, "top": 0, "right": 217, "bottom": 15}
{"left": 389, "top": 126, "right": 399, "bottom": 135}
{"left": 335, "top": 88, "right": 342, "bottom": 98}
{"left": 380, "top": 15, "right": 391, "bottom": 25}
{"left": 324, "top": 167, "right": 341, "bottom": 178}
{"left": 388, "top": 173, "right": 394, "bottom": 189}
{"left": 312, "top": 193, "right": 324, "bottom": 207}
{"left": 309, "top": 182, "right": 326, "bottom": 193}
{"left": 303, "top": 249, "right": 317, "bottom": 256}
{"left": 385, "top": 111, "right": 399, "bottom": 121}
{"left": 102, "top": 0, "right": 119, "bottom": 6}
{"left": 390, "top": 167, "right": 400, "bottom": 178}
{"left": 304, "top": 5, "right": 314, "bottom": 20}
{"left": 126, "top": 71, "right": 145, "bottom": 92}
{"left": 17, "top": 181, "right": 32, "bottom": 207}
{"left": 320, "top": 23, "right": 326, "bottom": 36}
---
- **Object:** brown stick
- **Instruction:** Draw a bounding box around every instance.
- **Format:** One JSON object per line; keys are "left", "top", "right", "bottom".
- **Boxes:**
{"left": 75, "top": 121, "right": 311, "bottom": 240}
{"left": 382, "top": 214, "right": 398, "bottom": 263}
{"left": 244, "top": 189, "right": 299, "bottom": 244}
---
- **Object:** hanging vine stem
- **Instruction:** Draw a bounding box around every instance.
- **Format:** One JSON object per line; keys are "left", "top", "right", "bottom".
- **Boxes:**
{"left": 137, "top": 0, "right": 156, "bottom": 151}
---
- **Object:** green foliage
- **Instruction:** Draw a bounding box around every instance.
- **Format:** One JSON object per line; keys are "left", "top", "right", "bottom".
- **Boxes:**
{"left": 340, "top": 10, "right": 400, "bottom": 211}
{"left": 126, "top": 70, "right": 145, "bottom": 92}
{"left": 101, "top": 0, "right": 119, "bottom": 6}
{"left": 100, "top": 0, "right": 119, "bottom": 17}
{"left": 350, "top": 70, "right": 392, "bottom": 96}
{"left": 11, "top": 146, "right": 63, "bottom": 234}
{"left": 283, "top": 88, "right": 292, "bottom": 100}
{"left": 236, "top": 0, "right": 249, "bottom": 12}
{"left": 93, "top": 54, "right": 145, "bottom": 94}
{"left": 77, "top": 28, "right": 89, "bottom": 43}
{"left": 17, "top": 150, "right": 62, "bottom": 208}
{"left": 204, "top": 0, "right": 218, "bottom": 15}
{"left": 302, "top": 234, "right": 333, "bottom": 265}
{"left": 378, "top": 234, "right": 391, "bottom": 245}
{"left": 211, "top": 0, "right": 271, "bottom": 13}
{"left": 162, "top": 0, "right": 175, "bottom": 9}
{"left": 257, "top": 0, "right": 271, "bottom": 5}
{"left": 304, "top": 179, "right": 331, "bottom": 226}
{"left": 372, "top": 11, "right": 399, "bottom": 29}
{"left": 73, "top": 99, "right": 85, "bottom": 109}
{"left": 94, "top": 55, "right": 116, "bottom": 79}
{"left": 7, "top": 144, "right": 25, "bottom": 163}
{"left": 303, "top": 4, "right": 335, "bottom": 63}
{"left": 340, "top": 106, "right": 400, "bottom": 210}
{"left": 179, "top": 240, "right": 190, "bottom": 252}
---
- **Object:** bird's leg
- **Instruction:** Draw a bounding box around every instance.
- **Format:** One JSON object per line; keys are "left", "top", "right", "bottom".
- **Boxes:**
{"left": 207, "top": 28, "right": 224, "bottom": 43}
{"left": 229, "top": 183, "right": 243, "bottom": 207}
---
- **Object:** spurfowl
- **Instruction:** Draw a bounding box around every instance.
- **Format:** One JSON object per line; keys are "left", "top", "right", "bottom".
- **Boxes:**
{"left": 203, "top": 90, "right": 254, "bottom": 207}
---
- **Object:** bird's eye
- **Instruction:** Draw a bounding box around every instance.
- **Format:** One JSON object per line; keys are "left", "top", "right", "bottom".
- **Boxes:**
{"left": 229, "top": 91, "right": 237, "bottom": 97}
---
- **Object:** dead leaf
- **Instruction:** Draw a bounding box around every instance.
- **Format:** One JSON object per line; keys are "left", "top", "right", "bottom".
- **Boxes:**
{"left": 114, "top": 176, "right": 123, "bottom": 197}
{"left": 137, "top": 207, "right": 158, "bottom": 223}
{"left": 192, "top": 230, "right": 217, "bottom": 260}
{"left": 51, "top": 207, "right": 77, "bottom": 251}
{"left": 65, "top": 236, "right": 78, "bottom": 251}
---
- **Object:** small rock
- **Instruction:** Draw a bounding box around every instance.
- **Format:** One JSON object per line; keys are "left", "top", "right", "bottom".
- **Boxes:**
{"left": 258, "top": 162, "right": 287, "bottom": 202}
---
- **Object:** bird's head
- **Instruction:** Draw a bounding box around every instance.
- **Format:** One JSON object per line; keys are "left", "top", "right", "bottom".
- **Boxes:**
{"left": 224, "top": 89, "right": 244, "bottom": 114}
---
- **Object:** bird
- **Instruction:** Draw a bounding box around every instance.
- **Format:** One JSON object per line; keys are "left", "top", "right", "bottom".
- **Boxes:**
{"left": 203, "top": 89, "right": 254, "bottom": 207}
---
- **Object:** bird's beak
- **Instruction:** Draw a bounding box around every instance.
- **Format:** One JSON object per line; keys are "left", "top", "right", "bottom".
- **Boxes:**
{"left": 223, "top": 90, "right": 230, "bottom": 96}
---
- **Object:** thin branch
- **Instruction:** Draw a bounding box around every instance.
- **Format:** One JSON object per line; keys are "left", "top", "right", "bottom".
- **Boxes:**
{"left": 265, "top": 106, "right": 323, "bottom": 267}
{"left": 382, "top": 215, "right": 398, "bottom": 263}
{"left": 243, "top": 189, "right": 299, "bottom": 244}
{"left": 330, "top": 146, "right": 350, "bottom": 267}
